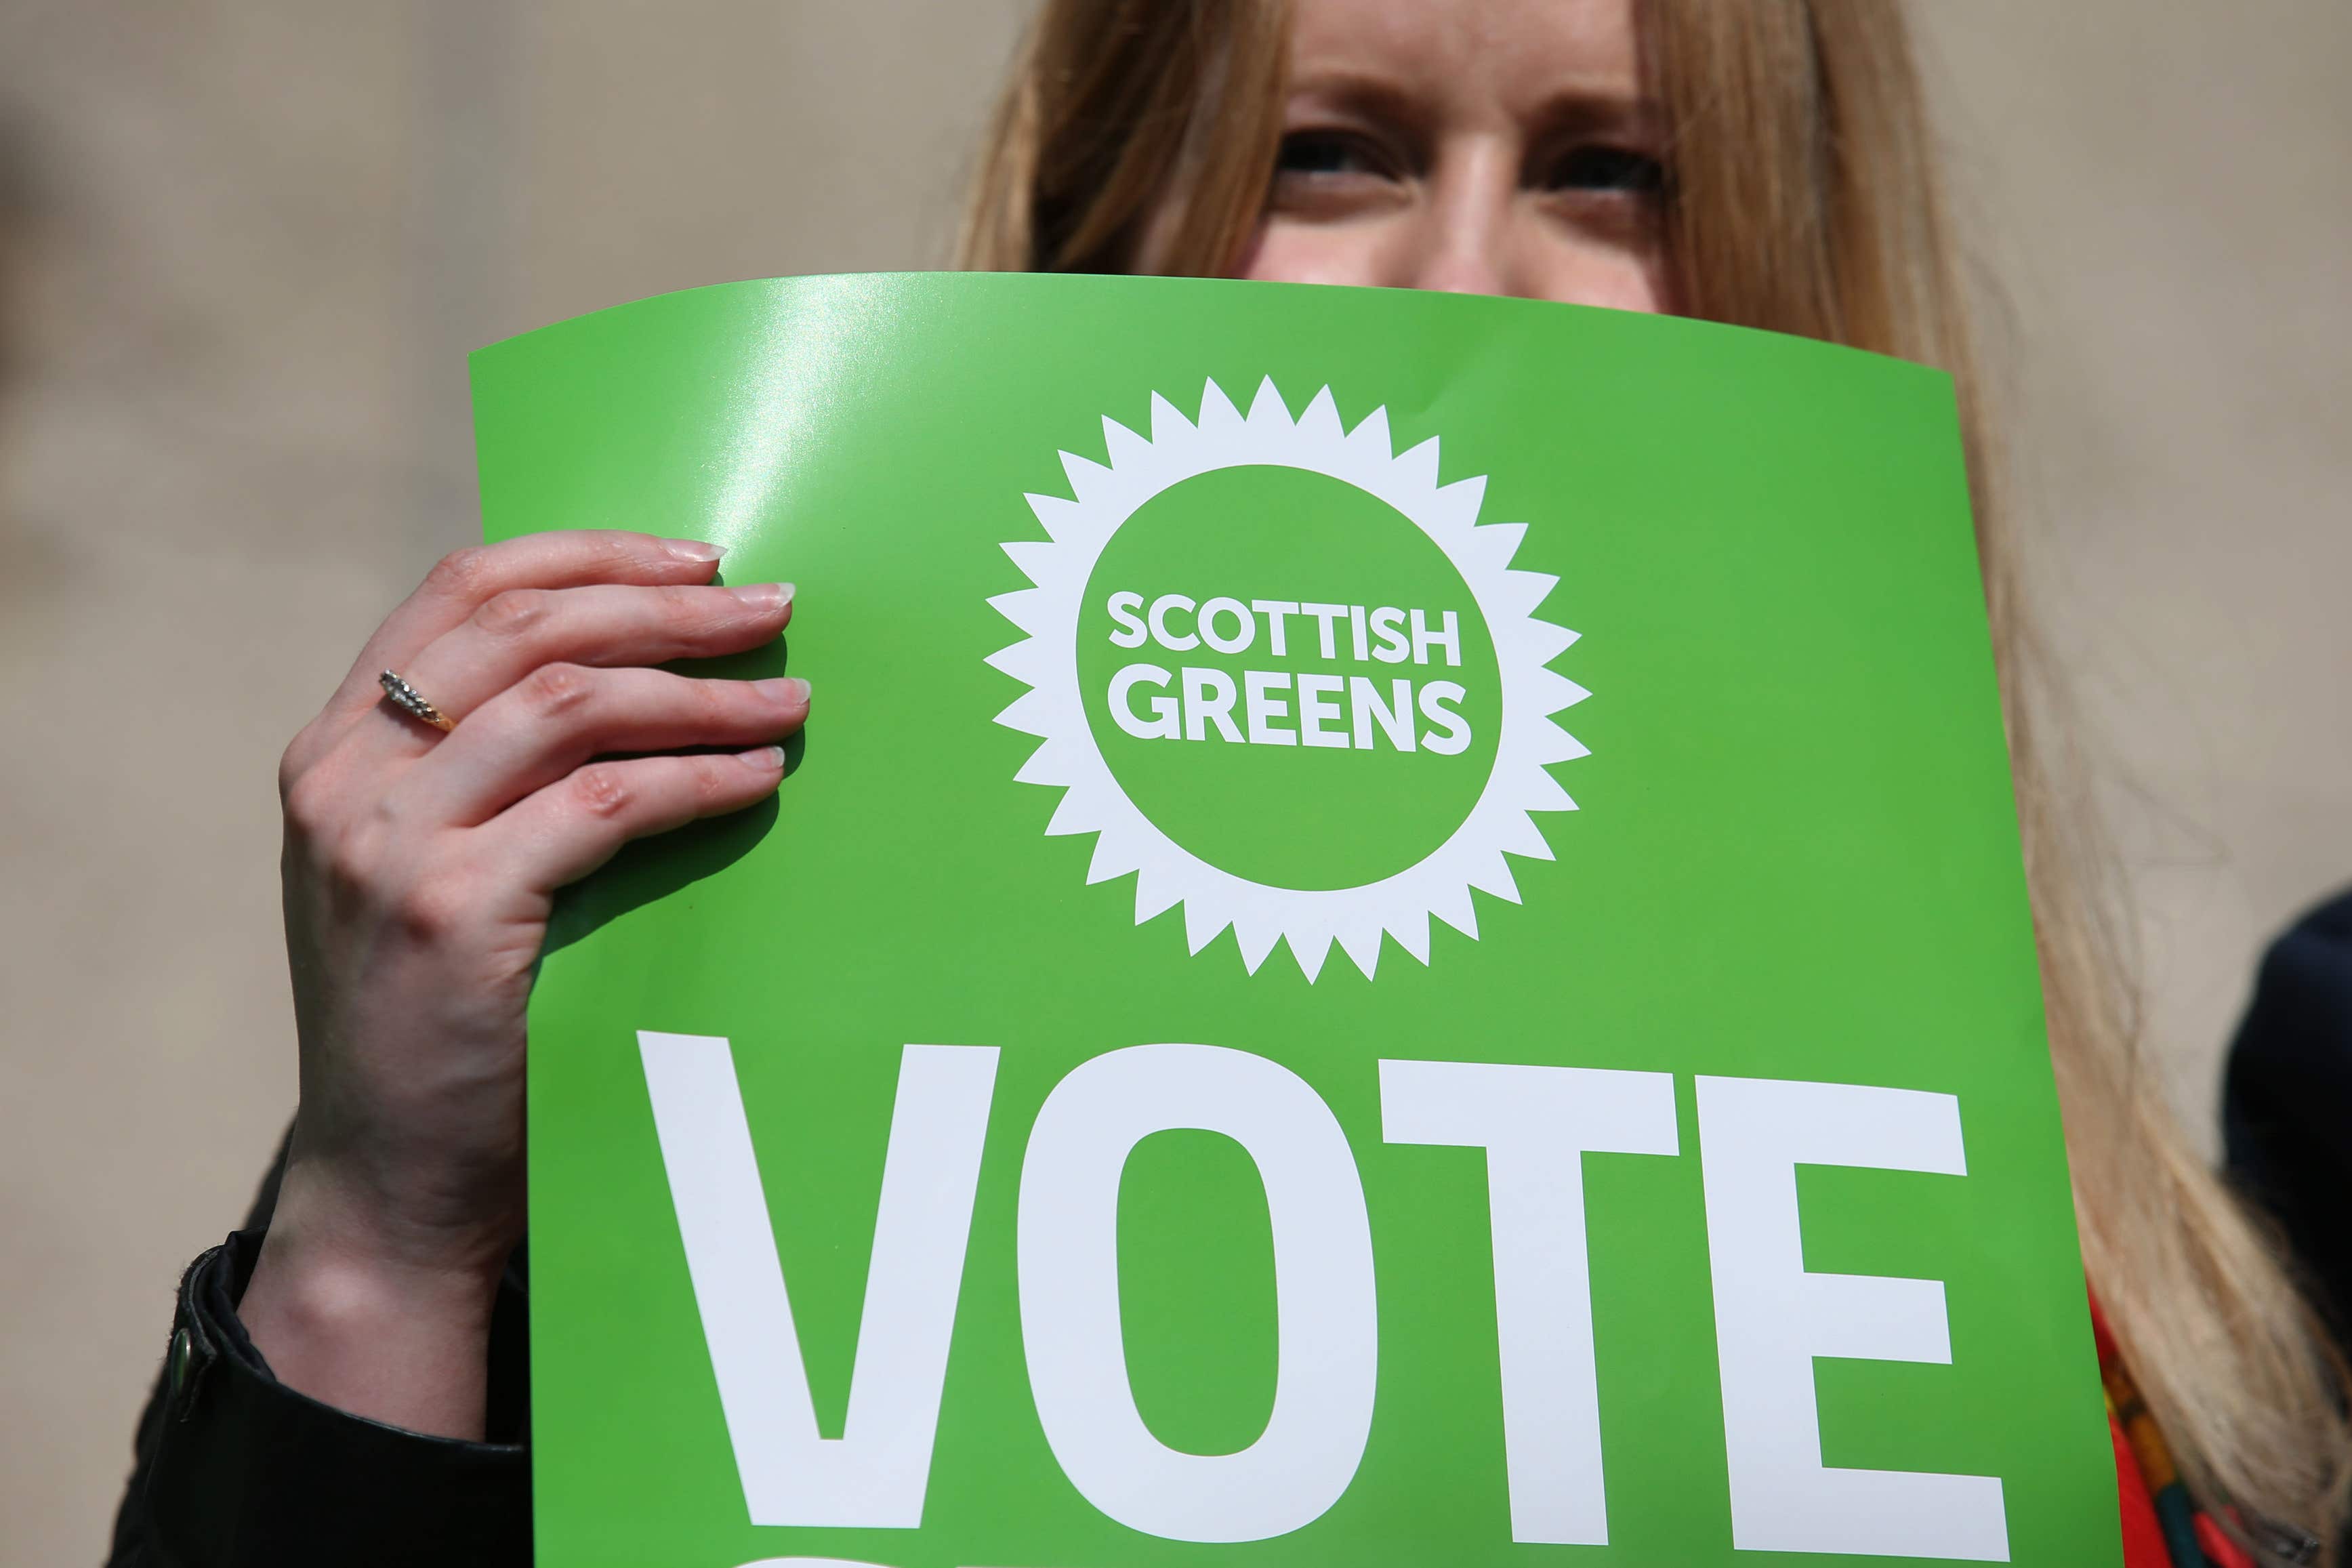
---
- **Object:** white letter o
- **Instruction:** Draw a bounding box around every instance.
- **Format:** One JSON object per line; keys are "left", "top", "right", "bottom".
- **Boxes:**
{"left": 1017, "top": 1044, "right": 1378, "bottom": 1543}
{"left": 1197, "top": 596, "right": 1256, "bottom": 656}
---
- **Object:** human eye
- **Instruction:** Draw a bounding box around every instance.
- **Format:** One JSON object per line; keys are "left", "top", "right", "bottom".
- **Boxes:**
{"left": 1540, "top": 143, "right": 1665, "bottom": 199}
{"left": 1274, "top": 127, "right": 1400, "bottom": 182}
{"left": 1266, "top": 124, "right": 1411, "bottom": 221}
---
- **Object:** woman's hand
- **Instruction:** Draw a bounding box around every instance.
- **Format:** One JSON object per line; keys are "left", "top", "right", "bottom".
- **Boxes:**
{"left": 239, "top": 530, "right": 808, "bottom": 1438}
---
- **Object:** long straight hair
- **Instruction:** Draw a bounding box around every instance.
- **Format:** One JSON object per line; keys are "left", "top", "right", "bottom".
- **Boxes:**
{"left": 960, "top": 1, "right": 2352, "bottom": 1556}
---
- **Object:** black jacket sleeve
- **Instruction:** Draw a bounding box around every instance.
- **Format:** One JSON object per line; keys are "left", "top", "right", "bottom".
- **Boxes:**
{"left": 107, "top": 1146, "right": 533, "bottom": 1567}
{"left": 2224, "top": 886, "right": 2352, "bottom": 1334}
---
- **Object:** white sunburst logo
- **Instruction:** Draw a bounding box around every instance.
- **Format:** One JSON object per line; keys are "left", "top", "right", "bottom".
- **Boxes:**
{"left": 985, "top": 377, "right": 1590, "bottom": 981}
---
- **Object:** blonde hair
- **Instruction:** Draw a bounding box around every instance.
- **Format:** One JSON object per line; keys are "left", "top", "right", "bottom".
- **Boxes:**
{"left": 960, "top": 0, "right": 2352, "bottom": 1556}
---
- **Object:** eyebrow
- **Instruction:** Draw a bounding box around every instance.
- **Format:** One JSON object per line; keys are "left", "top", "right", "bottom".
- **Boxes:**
{"left": 1524, "top": 90, "right": 1668, "bottom": 158}
{"left": 1281, "top": 70, "right": 1442, "bottom": 147}
{"left": 1282, "top": 66, "right": 1666, "bottom": 146}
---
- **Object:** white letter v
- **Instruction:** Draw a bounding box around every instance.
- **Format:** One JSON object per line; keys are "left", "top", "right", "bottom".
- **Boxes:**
{"left": 639, "top": 1033, "right": 999, "bottom": 1529}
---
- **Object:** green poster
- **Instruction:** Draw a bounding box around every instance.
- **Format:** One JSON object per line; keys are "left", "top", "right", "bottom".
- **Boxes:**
{"left": 473, "top": 272, "right": 2117, "bottom": 1568}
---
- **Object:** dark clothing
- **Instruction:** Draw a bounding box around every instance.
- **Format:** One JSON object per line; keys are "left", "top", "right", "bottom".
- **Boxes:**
{"left": 106, "top": 1163, "right": 532, "bottom": 1568}
{"left": 108, "top": 891, "right": 2352, "bottom": 1567}
{"left": 2225, "top": 887, "right": 2352, "bottom": 1334}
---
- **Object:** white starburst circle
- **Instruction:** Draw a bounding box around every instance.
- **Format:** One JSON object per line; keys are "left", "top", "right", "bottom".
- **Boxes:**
{"left": 985, "top": 376, "right": 1590, "bottom": 981}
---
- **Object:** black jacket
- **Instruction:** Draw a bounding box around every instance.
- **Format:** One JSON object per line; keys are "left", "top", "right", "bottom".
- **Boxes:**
{"left": 108, "top": 890, "right": 2352, "bottom": 1566}
{"left": 106, "top": 1145, "right": 532, "bottom": 1567}
{"left": 2224, "top": 887, "right": 2352, "bottom": 1335}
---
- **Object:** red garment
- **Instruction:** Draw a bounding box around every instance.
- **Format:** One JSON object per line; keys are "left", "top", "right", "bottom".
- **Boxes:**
{"left": 2111, "top": 1408, "right": 2172, "bottom": 1568}
{"left": 2196, "top": 1515, "right": 2258, "bottom": 1568}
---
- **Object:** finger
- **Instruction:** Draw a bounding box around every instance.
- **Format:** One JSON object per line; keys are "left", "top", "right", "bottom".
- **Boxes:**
{"left": 485, "top": 747, "right": 789, "bottom": 893}
{"left": 401, "top": 663, "right": 811, "bottom": 825}
{"left": 390, "top": 580, "right": 793, "bottom": 726}
{"left": 315, "top": 531, "right": 734, "bottom": 741}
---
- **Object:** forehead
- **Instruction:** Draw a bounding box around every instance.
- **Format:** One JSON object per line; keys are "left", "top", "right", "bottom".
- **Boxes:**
{"left": 1285, "top": 0, "right": 1643, "bottom": 104}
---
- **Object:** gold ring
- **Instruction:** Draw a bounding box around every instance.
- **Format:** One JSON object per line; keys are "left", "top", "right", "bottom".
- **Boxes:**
{"left": 378, "top": 670, "right": 455, "bottom": 733}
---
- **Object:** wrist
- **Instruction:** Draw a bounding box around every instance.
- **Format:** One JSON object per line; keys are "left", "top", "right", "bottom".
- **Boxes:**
{"left": 241, "top": 1177, "right": 508, "bottom": 1439}
{"left": 266, "top": 1124, "right": 523, "bottom": 1284}
{"left": 245, "top": 1220, "right": 503, "bottom": 1338}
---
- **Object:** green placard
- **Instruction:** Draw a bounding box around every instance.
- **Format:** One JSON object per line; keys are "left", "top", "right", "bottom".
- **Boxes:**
{"left": 474, "top": 272, "right": 2118, "bottom": 1568}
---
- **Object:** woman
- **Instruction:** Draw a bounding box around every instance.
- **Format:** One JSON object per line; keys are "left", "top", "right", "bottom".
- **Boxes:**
{"left": 108, "top": 1, "right": 2352, "bottom": 1564}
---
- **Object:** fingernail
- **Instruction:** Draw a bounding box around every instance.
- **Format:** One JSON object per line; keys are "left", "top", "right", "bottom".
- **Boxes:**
{"left": 663, "top": 537, "right": 727, "bottom": 563}
{"left": 741, "top": 745, "right": 787, "bottom": 770}
{"left": 730, "top": 581, "right": 794, "bottom": 611}
{"left": 755, "top": 676, "right": 812, "bottom": 705}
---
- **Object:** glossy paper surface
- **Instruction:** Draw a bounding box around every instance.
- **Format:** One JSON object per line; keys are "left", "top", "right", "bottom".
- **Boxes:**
{"left": 473, "top": 273, "right": 2118, "bottom": 1567}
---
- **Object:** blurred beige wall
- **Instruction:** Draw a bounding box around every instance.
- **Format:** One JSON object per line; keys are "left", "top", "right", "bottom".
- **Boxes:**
{"left": 1914, "top": 0, "right": 2352, "bottom": 1128}
{"left": 1, "top": 2, "right": 2345, "bottom": 1561}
